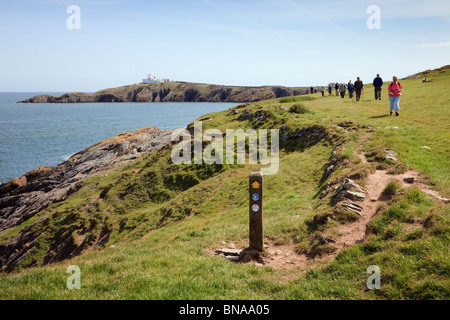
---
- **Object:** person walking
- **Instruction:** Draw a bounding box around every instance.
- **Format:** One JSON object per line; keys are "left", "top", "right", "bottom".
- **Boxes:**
{"left": 335, "top": 82, "right": 339, "bottom": 96}
{"left": 310, "top": 87, "right": 314, "bottom": 94}
{"left": 373, "top": 73, "right": 383, "bottom": 100}
{"left": 339, "top": 82, "right": 346, "bottom": 98}
{"left": 354, "top": 77, "right": 364, "bottom": 101}
{"left": 328, "top": 83, "right": 333, "bottom": 95}
{"left": 347, "top": 80, "right": 354, "bottom": 99}
{"left": 320, "top": 86, "right": 325, "bottom": 97}
{"left": 388, "top": 75, "right": 402, "bottom": 116}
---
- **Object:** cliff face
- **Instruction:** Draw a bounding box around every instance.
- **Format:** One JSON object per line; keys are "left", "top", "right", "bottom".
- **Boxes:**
{"left": 19, "top": 82, "right": 308, "bottom": 103}
{"left": 0, "top": 127, "right": 173, "bottom": 272}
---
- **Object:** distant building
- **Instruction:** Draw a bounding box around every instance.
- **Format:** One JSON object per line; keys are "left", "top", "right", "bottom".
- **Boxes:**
{"left": 142, "top": 74, "right": 172, "bottom": 84}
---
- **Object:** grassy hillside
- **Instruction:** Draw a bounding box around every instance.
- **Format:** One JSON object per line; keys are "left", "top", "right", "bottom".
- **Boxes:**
{"left": 0, "top": 67, "right": 449, "bottom": 299}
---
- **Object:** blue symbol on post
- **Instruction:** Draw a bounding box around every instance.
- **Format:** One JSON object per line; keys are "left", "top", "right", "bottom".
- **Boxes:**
{"left": 252, "top": 204, "right": 260, "bottom": 212}
{"left": 252, "top": 193, "right": 259, "bottom": 201}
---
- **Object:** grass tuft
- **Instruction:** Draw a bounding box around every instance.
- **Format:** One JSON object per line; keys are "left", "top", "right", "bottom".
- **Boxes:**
{"left": 289, "top": 103, "right": 311, "bottom": 114}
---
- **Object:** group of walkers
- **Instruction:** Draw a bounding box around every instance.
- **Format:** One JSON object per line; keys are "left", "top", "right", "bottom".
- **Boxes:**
{"left": 329, "top": 77, "right": 365, "bottom": 101}
{"left": 320, "top": 74, "right": 403, "bottom": 116}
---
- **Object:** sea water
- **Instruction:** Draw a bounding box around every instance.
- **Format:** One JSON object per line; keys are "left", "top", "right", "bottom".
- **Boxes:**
{"left": 0, "top": 92, "right": 237, "bottom": 183}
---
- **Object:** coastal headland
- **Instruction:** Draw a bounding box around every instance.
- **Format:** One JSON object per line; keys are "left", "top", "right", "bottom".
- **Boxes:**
{"left": 19, "top": 82, "right": 309, "bottom": 103}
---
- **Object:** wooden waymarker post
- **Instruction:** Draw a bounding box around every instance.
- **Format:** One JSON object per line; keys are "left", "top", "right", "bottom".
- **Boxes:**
{"left": 249, "top": 172, "right": 263, "bottom": 252}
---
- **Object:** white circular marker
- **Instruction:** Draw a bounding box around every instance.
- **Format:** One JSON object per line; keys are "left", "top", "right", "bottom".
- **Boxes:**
{"left": 252, "top": 204, "right": 260, "bottom": 212}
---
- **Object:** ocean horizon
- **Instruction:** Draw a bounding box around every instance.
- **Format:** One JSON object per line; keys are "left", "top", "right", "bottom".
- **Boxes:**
{"left": 0, "top": 92, "right": 237, "bottom": 183}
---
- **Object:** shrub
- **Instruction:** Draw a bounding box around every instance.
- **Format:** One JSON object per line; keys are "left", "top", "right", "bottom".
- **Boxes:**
{"left": 289, "top": 103, "right": 310, "bottom": 114}
{"left": 382, "top": 181, "right": 402, "bottom": 196}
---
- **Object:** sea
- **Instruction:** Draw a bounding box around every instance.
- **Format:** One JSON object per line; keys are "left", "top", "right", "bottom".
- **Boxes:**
{"left": 0, "top": 92, "right": 237, "bottom": 183}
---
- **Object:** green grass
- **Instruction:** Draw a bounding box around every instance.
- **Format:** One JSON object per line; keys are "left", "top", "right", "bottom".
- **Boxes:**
{"left": 0, "top": 67, "right": 449, "bottom": 299}
{"left": 382, "top": 181, "right": 402, "bottom": 197}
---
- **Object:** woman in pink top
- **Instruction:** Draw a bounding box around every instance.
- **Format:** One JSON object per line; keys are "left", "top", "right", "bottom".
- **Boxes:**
{"left": 388, "top": 75, "right": 403, "bottom": 116}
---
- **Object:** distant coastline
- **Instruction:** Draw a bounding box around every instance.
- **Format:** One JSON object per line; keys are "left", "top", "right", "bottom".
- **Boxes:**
{"left": 18, "top": 82, "right": 309, "bottom": 103}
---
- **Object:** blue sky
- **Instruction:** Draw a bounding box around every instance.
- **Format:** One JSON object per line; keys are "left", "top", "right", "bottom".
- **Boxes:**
{"left": 0, "top": 0, "right": 449, "bottom": 92}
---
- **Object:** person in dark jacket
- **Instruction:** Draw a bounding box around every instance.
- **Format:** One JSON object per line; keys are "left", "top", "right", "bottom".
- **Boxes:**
{"left": 354, "top": 77, "right": 363, "bottom": 101}
{"left": 347, "top": 80, "right": 354, "bottom": 99}
{"left": 335, "top": 82, "right": 339, "bottom": 96}
{"left": 339, "top": 83, "right": 346, "bottom": 98}
{"left": 373, "top": 74, "right": 383, "bottom": 100}
{"left": 328, "top": 83, "right": 333, "bottom": 95}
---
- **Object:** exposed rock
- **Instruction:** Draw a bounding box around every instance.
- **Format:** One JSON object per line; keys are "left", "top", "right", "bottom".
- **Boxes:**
{"left": 385, "top": 148, "right": 398, "bottom": 162}
{"left": 238, "top": 109, "right": 268, "bottom": 122}
{"left": 334, "top": 178, "right": 367, "bottom": 203}
{"left": 279, "top": 126, "right": 329, "bottom": 153}
{"left": 0, "top": 127, "right": 174, "bottom": 272}
{"left": 339, "top": 201, "right": 363, "bottom": 216}
{"left": 226, "top": 256, "right": 240, "bottom": 262}
{"left": 343, "top": 190, "right": 366, "bottom": 202}
{"left": 0, "top": 217, "right": 49, "bottom": 273}
{"left": 318, "top": 235, "right": 336, "bottom": 244}
{"left": 323, "top": 143, "right": 345, "bottom": 179}
{"left": 403, "top": 177, "right": 415, "bottom": 184}
{"left": 438, "top": 197, "right": 449, "bottom": 204}
{"left": 215, "top": 248, "right": 242, "bottom": 256}
{"left": 341, "top": 178, "right": 368, "bottom": 193}
{"left": 319, "top": 191, "right": 328, "bottom": 199}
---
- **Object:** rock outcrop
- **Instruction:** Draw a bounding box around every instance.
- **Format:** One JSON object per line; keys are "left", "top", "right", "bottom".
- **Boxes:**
{"left": 0, "top": 126, "right": 174, "bottom": 272}
{"left": 19, "top": 82, "right": 308, "bottom": 104}
{"left": 0, "top": 127, "right": 173, "bottom": 233}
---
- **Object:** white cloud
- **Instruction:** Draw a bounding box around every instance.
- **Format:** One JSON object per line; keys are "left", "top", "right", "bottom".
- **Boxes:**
{"left": 418, "top": 41, "right": 450, "bottom": 48}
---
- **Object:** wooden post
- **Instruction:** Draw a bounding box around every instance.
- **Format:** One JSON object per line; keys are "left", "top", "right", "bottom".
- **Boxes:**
{"left": 249, "top": 172, "right": 263, "bottom": 252}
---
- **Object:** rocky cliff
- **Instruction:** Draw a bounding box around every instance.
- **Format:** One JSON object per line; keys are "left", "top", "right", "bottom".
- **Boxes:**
{"left": 19, "top": 82, "right": 308, "bottom": 103}
{"left": 0, "top": 127, "right": 173, "bottom": 272}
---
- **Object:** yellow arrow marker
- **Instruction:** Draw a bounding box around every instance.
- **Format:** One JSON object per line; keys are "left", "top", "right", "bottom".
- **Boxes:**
{"left": 252, "top": 181, "right": 260, "bottom": 189}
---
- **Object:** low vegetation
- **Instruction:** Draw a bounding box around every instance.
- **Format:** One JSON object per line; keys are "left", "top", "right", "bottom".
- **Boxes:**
{"left": 289, "top": 103, "right": 311, "bottom": 114}
{"left": 0, "top": 67, "right": 449, "bottom": 299}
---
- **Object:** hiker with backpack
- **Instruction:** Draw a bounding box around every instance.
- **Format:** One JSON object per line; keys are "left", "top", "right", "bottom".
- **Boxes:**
{"left": 347, "top": 80, "right": 354, "bottom": 99}
{"left": 388, "top": 75, "right": 402, "bottom": 116}
{"left": 354, "top": 77, "right": 363, "bottom": 101}
{"left": 373, "top": 74, "right": 383, "bottom": 100}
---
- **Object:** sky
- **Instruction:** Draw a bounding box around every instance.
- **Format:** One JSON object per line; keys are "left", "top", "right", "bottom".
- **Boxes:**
{"left": 0, "top": 0, "right": 449, "bottom": 92}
